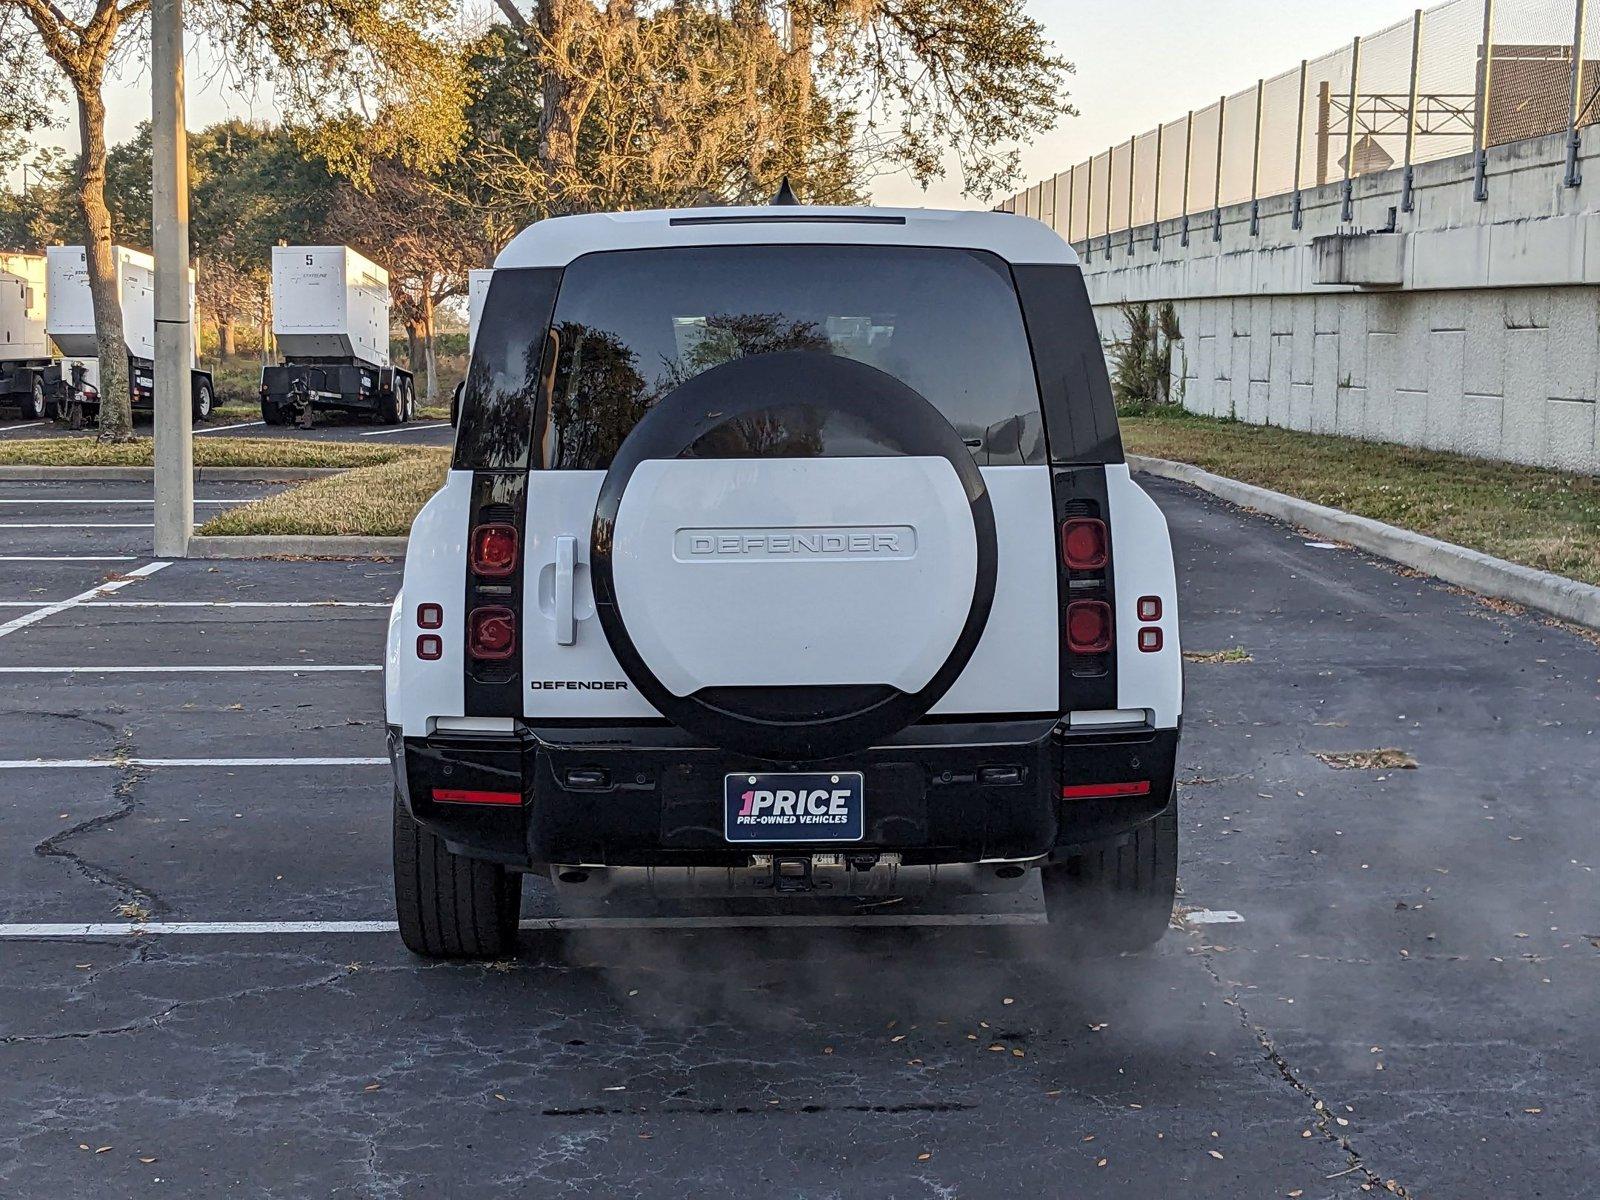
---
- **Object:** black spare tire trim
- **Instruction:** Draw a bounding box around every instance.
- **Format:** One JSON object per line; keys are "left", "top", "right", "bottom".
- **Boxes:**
{"left": 591, "top": 351, "right": 998, "bottom": 762}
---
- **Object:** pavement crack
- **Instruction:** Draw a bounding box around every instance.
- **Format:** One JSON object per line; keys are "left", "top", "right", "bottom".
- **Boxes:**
{"left": 31, "top": 725, "right": 168, "bottom": 919}
{"left": 1196, "top": 948, "right": 1415, "bottom": 1198}
{"left": 0, "top": 1002, "right": 181, "bottom": 1046}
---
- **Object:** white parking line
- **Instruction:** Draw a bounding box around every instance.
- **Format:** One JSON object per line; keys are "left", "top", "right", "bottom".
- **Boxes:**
{"left": 1184, "top": 909, "right": 1245, "bottom": 925}
{"left": 0, "top": 555, "right": 137, "bottom": 562}
{"left": 0, "top": 523, "right": 154, "bottom": 529}
{"left": 0, "top": 913, "right": 1050, "bottom": 939}
{"left": 195, "top": 420, "right": 266, "bottom": 434}
{"left": 360, "top": 422, "right": 448, "bottom": 437}
{"left": 0, "top": 600, "right": 390, "bottom": 609}
{"left": 0, "top": 755, "right": 386, "bottom": 769}
{"left": 0, "top": 499, "right": 249, "bottom": 506}
{"left": 0, "top": 664, "right": 382, "bottom": 678}
{"left": 2, "top": 421, "right": 47, "bottom": 432}
{"left": 0, "top": 560, "right": 170, "bottom": 641}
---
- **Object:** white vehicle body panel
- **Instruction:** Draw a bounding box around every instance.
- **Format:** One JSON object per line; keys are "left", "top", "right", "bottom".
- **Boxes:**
{"left": 611, "top": 456, "right": 978, "bottom": 697}
{"left": 495, "top": 207, "right": 1077, "bottom": 270}
{"left": 272, "top": 245, "right": 391, "bottom": 366}
{"left": 0, "top": 253, "right": 50, "bottom": 362}
{"left": 386, "top": 471, "right": 472, "bottom": 737}
{"left": 929, "top": 466, "right": 1058, "bottom": 715}
{"left": 1106, "top": 464, "right": 1183, "bottom": 729}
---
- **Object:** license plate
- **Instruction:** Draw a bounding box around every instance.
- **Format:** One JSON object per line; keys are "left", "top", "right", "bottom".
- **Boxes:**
{"left": 724, "top": 772, "right": 864, "bottom": 843}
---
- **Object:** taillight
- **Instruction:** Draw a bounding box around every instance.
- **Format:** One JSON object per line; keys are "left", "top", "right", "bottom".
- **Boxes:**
{"left": 1067, "top": 600, "right": 1112, "bottom": 654}
{"left": 1062, "top": 780, "right": 1151, "bottom": 799}
{"left": 468, "top": 606, "right": 517, "bottom": 660}
{"left": 471, "top": 523, "right": 518, "bottom": 577}
{"left": 1061, "top": 518, "right": 1108, "bottom": 570}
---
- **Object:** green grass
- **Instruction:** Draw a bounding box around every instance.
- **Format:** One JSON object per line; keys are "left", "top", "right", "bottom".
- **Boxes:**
{"left": 198, "top": 451, "right": 452, "bottom": 537}
{"left": 1122, "top": 413, "right": 1600, "bottom": 586}
{"left": 0, "top": 437, "right": 435, "bottom": 469}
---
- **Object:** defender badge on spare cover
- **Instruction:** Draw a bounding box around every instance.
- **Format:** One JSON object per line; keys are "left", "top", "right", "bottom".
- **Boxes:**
{"left": 591, "top": 351, "right": 997, "bottom": 760}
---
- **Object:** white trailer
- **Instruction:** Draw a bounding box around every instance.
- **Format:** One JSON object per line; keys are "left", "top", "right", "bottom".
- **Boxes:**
{"left": 449, "top": 267, "right": 494, "bottom": 427}
{"left": 45, "top": 245, "right": 214, "bottom": 421}
{"left": 0, "top": 253, "right": 59, "bottom": 419}
{"left": 262, "top": 245, "right": 413, "bottom": 425}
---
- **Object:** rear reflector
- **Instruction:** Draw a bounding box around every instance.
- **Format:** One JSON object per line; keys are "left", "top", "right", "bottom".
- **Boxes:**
{"left": 432, "top": 788, "right": 521, "bottom": 806}
{"left": 1061, "top": 518, "right": 1108, "bottom": 570}
{"left": 1137, "top": 595, "right": 1162, "bottom": 622}
{"left": 416, "top": 634, "right": 442, "bottom": 660}
{"left": 1066, "top": 600, "right": 1112, "bottom": 654}
{"left": 417, "top": 602, "right": 443, "bottom": 629}
{"left": 468, "top": 606, "right": 517, "bottom": 660}
{"left": 1138, "top": 627, "right": 1163, "bottom": 653}
{"left": 1061, "top": 781, "right": 1152, "bottom": 799}
{"left": 470, "top": 523, "right": 519, "bottom": 577}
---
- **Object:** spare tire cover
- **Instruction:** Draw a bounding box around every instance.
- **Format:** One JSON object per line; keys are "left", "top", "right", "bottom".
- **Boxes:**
{"left": 591, "top": 351, "right": 997, "bottom": 761}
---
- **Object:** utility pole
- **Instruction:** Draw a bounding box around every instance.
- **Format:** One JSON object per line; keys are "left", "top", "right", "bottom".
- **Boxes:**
{"left": 151, "top": 0, "right": 193, "bottom": 558}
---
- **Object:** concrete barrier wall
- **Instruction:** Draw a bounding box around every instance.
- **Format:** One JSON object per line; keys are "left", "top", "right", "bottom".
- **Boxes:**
{"left": 1075, "top": 127, "right": 1600, "bottom": 474}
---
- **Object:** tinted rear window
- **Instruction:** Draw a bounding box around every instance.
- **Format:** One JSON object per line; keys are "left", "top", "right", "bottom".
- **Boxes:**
{"left": 531, "top": 245, "right": 1046, "bottom": 470}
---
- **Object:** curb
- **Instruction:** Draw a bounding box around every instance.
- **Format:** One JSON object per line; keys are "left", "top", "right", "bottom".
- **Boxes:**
{"left": 187, "top": 535, "right": 407, "bottom": 560}
{"left": 1129, "top": 454, "right": 1600, "bottom": 632}
{"left": 0, "top": 465, "right": 343, "bottom": 482}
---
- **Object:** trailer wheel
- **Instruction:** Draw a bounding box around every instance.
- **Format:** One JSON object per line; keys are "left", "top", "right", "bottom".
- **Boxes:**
{"left": 378, "top": 388, "right": 402, "bottom": 424}
{"left": 393, "top": 791, "right": 522, "bottom": 959}
{"left": 261, "top": 399, "right": 284, "bottom": 426}
{"left": 191, "top": 379, "right": 214, "bottom": 422}
{"left": 403, "top": 380, "right": 416, "bottom": 422}
{"left": 20, "top": 377, "right": 46, "bottom": 421}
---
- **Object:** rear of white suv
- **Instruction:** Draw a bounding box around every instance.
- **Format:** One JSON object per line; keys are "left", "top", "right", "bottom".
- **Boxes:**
{"left": 385, "top": 205, "right": 1182, "bottom": 958}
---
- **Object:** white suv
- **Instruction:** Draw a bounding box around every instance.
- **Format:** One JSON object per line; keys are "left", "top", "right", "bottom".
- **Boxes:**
{"left": 385, "top": 203, "right": 1183, "bottom": 958}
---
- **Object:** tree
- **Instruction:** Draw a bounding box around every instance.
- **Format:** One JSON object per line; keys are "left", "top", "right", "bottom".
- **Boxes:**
{"left": 478, "top": 0, "right": 1072, "bottom": 216}
{"left": 0, "top": 0, "right": 461, "bottom": 440}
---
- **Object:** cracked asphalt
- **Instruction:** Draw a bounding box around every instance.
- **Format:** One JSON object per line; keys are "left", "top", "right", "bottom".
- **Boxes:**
{"left": 0, "top": 472, "right": 1596, "bottom": 1198}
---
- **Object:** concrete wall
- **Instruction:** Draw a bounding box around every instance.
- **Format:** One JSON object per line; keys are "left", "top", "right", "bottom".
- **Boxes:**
{"left": 1074, "top": 127, "right": 1600, "bottom": 474}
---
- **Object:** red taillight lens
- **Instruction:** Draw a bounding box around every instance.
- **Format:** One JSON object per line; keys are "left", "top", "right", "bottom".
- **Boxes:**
{"left": 471, "top": 523, "right": 518, "bottom": 577}
{"left": 468, "top": 606, "right": 517, "bottom": 660}
{"left": 1067, "top": 600, "right": 1112, "bottom": 653}
{"left": 432, "top": 788, "right": 521, "bottom": 806}
{"left": 1061, "top": 780, "right": 1151, "bottom": 799}
{"left": 1061, "top": 518, "right": 1108, "bottom": 570}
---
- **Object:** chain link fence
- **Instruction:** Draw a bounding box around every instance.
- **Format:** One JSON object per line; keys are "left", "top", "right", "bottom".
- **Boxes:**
{"left": 1005, "top": 0, "right": 1600, "bottom": 236}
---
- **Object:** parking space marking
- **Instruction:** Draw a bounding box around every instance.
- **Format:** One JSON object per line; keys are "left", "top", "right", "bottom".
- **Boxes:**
{"left": 0, "top": 499, "right": 251, "bottom": 506}
{"left": 2, "top": 421, "right": 47, "bottom": 432}
{"left": 0, "top": 668, "right": 380, "bottom": 678}
{"left": 0, "top": 600, "right": 389, "bottom": 608}
{"left": 0, "top": 522, "right": 154, "bottom": 529}
{"left": 0, "top": 913, "right": 1051, "bottom": 939}
{"left": 195, "top": 420, "right": 266, "bottom": 434}
{"left": 0, "top": 556, "right": 137, "bottom": 562}
{"left": 0, "top": 663, "right": 380, "bottom": 674}
{"left": 0, "top": 755, "right": 386, "bottom": 769}
{"left": 0, "top": 560, "right": 170, "bottom": 641}
{"left": 1184, "top": 909, "right": 1245, "bottom": 925}
{"left": 360, "top": 422, "right": 448, "bottom": 437}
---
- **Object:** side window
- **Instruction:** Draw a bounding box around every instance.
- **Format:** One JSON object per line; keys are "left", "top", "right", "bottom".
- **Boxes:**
{"left": 453, "top": 268, "right": 564, "bottom": 472}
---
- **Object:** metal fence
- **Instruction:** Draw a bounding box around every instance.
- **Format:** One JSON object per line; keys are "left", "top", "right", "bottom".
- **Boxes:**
{"left": 1004, "top": 0, "right": 1600, "bottom": 244}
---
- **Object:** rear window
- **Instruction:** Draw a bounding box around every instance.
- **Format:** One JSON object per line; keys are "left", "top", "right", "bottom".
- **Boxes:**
{"left": 530, "top": 245, "right": 1046, "bottom": 470}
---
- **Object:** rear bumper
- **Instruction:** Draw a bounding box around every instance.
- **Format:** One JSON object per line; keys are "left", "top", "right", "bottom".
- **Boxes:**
{"left": 390, "top": 718, "right": 1179, "bottom": 872}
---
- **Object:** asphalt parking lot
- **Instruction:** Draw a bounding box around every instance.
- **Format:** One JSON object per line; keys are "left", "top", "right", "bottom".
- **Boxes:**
{"left": 0, "top": 472, "right": 1595, "bottom": 1198}
{"left": 0, "top": 412, "right": 455, "bottom": 446}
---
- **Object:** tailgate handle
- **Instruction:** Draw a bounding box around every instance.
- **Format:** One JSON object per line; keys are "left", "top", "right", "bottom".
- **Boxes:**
{"left": 554, "top": 535, "right": 576, "bottom": 645}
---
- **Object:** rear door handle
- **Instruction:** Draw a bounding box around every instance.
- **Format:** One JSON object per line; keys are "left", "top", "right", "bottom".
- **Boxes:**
{"left": 554, "top": 535, "right": 576, "bottom": 645}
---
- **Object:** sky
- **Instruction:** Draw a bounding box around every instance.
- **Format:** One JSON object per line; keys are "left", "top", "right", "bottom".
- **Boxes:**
{"left": 19, "top": 0, "right": 1431, "bottom": 209}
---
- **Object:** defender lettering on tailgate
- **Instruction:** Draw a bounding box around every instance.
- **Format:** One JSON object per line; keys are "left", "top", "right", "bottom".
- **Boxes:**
{"left": 675, "top": 526, "right": 917, "bottom": 561}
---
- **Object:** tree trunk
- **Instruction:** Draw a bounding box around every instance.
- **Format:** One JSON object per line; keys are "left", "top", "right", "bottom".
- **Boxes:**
{"left": 406, "top": 320, "right": 424, "bottom": 381}
{"left": 74, "top": 83, "right": 133, "bottom": 441}
{"left": 219, "top": 317, "right": 236, "bottom": 358}
{"left": 422, "top": 288, "right": 438, "bottom": 403}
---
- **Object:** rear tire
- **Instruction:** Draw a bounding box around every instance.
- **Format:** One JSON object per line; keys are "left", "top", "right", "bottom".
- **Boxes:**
{"left": 261, "top": 399, "right": 284, "bottom": 426}
{"left": 392, "top": 791, "right": 522, "bottom": 958}
{"left": 378, "top": 388, "right": 401, "bottom": 424}
{"left": 1039, "top": 796, "right": 1177, "bottom": 956}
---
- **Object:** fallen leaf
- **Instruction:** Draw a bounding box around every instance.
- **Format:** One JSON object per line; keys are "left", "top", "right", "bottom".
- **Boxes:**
{"left": 1208, "top": 1150, "right": 1224, "bottom": 1160}
{"left": 987, "top": 1043, "right": 1006, "bottom": 1053}
{"left": 364, "top": 1083, "right": 381, "bottom": 1092}
{"left": 1097, "top": 1158, "right": 1108, "bottom": 1168}
{"left": 95, "top": 1146, "right": 112, "bottom": 1154}
{"left": 1011, "top": 1048, "right": 1025, "bottom": 1058}
{"left": 139, "top": 1157, "right": 156, "bottom": 1164}
{"left": 916, "top": 1152, "right": 931, "bottom": 1162}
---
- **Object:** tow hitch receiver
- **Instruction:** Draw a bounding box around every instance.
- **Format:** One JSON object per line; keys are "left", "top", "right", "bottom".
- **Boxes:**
{"left": 773, "top": 856, "right": 815, "bottom": 893}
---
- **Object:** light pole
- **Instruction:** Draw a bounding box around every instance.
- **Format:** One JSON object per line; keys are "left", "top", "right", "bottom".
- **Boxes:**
{"left": 151, "top": 0, "right": 193, "bottom": 558}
